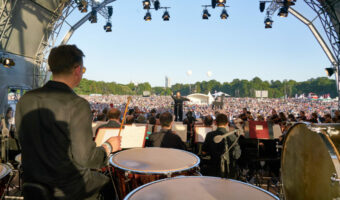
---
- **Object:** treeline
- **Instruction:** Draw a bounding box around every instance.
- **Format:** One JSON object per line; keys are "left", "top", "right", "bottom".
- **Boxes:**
{"left": 74, "top": 77, "right": 337, "bottom": 98}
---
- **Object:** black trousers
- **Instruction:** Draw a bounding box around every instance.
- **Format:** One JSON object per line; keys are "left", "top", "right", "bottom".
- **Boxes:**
{"left": 174, "top": 105, "right": 183, "bottom": 121}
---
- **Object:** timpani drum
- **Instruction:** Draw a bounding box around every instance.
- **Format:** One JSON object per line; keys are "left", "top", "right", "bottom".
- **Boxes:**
{"left": 110, "top": 147, "right": 200, "bottom": 199}
{"left": 124, "top": 176, "right": 279, "bottom": 200}
{"left": 0, "top": 163, "right": 11, "bottom": 197}
{"left": 282, "top": 123, "right": 340, "bottom": 200}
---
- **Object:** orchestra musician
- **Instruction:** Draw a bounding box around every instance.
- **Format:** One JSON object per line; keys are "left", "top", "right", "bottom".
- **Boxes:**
{"left": 15, "top": 45, "right": 121, "bottom": 200}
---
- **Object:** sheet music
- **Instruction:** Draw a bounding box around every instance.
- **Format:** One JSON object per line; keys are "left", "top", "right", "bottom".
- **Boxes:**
{"left": 272, "top": 124, "right": 282, "bottom": 138}
{"left": 122, "top": 125, "right": 147, "bottom": 148}
{"left": 95, "top": 124, "right": 147, "bottom": 148}
{"left": 172, "top": 123, "right": 187, "bottom": 142}
{"left": 152, "top": 123, "right": 187, "bottom": 142}
{"left": 195, "top": 127, "right": 213, "bottom": 143}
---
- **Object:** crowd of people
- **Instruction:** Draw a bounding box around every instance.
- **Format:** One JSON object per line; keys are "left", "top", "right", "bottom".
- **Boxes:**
{"left": 84, "top": 94, "right": 339, "bottom": 124}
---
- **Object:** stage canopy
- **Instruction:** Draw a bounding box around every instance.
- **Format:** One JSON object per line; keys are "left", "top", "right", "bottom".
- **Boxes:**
{"left": 0, "top": 0, "right": 68, "bottom": 114}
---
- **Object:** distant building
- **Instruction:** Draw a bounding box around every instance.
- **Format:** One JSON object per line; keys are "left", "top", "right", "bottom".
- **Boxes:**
{"left": 165, "top": 76, "right": 171, "bottom": 88}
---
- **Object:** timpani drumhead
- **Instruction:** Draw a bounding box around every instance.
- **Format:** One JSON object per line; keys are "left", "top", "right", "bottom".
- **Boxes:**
{"left": 110, "top": 148, "right": 199, "bottom": 174}
{"left": 124, "top": 176, "right": 279, "bottom": 200}
{"left": 0, "top": 164, "right": 11, "bottom": 180}
{"left": 282, "top": 123, "right": 340, "bottom": 200}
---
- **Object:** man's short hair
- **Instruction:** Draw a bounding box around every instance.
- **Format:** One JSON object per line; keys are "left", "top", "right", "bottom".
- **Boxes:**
{"left": 125, "top": 115, "right": 135, "bottom": 125}
{"left": 160, "top": 112, "right": 173, "bottom": 127}
{"left": 204, "top": 115, "right": 213, "bottom": 126}
{"left": 216, "top": 113, "right": 229, "bottom": 126}
{"left": 96, "top": 113, "right": 106, "bottom": 121}
{"left": 107, "top": 108, "right": 121, "bottom": 120}
{"left": 48, "top": 45, "right": 84, "bottom": 75}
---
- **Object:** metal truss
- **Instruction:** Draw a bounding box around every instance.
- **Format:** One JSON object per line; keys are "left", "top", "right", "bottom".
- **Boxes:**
{"left": 304, "top": 0, "right": 340, "bottom": 63}
{"left": 34, "top": 2, "right": 77, "bottom": 87}
{"left": 265, "top": 0, "right": 282, "bottom": 16}
{"left": 264, "top": 0, "right": 340, "bottom": 63}
{"left": 89, "top": 0, "right": 113, "bottom": 20}
{"left": 0, "top": 0, "right": 19, "bottom": 49}
{"left": 34, "top": 0, "right": 116, "bottom": 87}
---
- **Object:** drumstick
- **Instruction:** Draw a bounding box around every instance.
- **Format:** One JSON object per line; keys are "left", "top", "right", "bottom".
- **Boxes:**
{"left": 118, "top": 96, "right": 132, "bottom": 137}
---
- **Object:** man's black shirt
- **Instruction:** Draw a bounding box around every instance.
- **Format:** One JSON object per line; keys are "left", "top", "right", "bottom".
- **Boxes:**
{"left": 145, "top": 128, "right": 186, "bottom": 150}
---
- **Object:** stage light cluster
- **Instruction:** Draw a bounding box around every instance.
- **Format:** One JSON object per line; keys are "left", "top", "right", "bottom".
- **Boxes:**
{"left": 143, "top": 0, "right": 171, "bottom": 21}
{"left": 259, "top": 0, "right": 296, "bottom": 29}
{"left": 201, "top": 0, "right": 229, "bottom": 20}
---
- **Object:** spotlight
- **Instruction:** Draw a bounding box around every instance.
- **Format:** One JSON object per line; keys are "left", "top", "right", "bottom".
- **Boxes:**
{"left": 278, "top": 6, "right": 288, "bottom": 17}
{"left": 89, "top": 10, "right": 97, "bottom": 23}
{"left": 144, "top": 11, "right": 152, "bottom": 21}
{"left": 162, "top": 10, "right": 170, "bottom": 21}
{"left": 108, "top": 6, "right": 113, "bottom": 17}
{"left": 0, "top": 57, "right": 15, "bottom": 68}
{"left": 325, "top": 68, "right": 335, "bottom": 77}
{"left": 259, "top": 2, "right": 266, "bottom": 12}
{"left": 104, "top": 22, "right": 112, "bottom": 32}
{"left": 77, "top": 0, "right": 88, "bottom": 13}
{"left": 143, "top": 0, "right": 151, "bottom": 9}
{"left": 284, "top": 0, "right": 296, "bottom": 6}
{"left": 154, "top": 0, "right": 160, "bottom": 11}
{"left": 202, "top": 9, "right": 211, "bottom": 20}
{"left": 211, "top": 0, "right": 216, "bottom": 8}
{"left": 220, "top": 9, "right": 228, "bottom": 20}
{"left": 216, "top": 0, "right": 226, "bottom": 7}
{"left": 264, "top": 17, "right": 273, "bottom": 28}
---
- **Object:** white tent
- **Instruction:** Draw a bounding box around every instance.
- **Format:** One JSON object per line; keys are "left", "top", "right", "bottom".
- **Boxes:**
{"left": 187, "top": 93, "right": 214, "bottom": 105}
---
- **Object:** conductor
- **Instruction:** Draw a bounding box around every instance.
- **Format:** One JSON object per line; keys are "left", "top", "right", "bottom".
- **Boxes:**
{"left": 171, "top": 92, "right": 190, "bottom": 122}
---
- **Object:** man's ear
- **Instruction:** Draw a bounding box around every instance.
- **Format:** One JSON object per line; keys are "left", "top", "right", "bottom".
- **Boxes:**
{"left": 74, "top": 65, "right": 81, "bottom": 76}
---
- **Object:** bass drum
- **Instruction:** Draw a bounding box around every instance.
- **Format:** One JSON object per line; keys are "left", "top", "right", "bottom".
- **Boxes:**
{"left": 282, "top": 123, "right": 340, "bottom": 200}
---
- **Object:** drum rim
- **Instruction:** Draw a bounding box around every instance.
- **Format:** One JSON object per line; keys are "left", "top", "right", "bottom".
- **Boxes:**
{"left": 0, "top": 164, "right": 11, "bottom": 180}
{"left": 123, "top": 176, "right": 279, "bottom": 200}
{"left": 109, "top": 147, "right": 200, "bottom": 174}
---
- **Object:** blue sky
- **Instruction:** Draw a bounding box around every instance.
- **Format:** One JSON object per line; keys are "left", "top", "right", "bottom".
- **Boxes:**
{"left": 59, "top": 0, "right": 331, "bottom": 87}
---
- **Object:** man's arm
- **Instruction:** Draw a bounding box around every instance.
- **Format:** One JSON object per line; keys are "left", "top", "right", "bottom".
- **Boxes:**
{"left": 69, "top": 98, "right": 108, "bottom": 169}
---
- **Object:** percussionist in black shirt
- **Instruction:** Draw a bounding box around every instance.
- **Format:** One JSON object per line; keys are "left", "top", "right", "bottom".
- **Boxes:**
{"left": 145, "top": 112, "right": 186, "bottom": 150}
{"left": 15, "top": 45, "right": 121, "bottom": 200}
{"left": 171, "top": 92, "right": 190, "bottom": 122}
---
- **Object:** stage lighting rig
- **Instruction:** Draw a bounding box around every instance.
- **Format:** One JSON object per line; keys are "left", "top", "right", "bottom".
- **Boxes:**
{"left": 216, "top": 0, "right": 226, "bottom": 7}
{"left": 104, "top": 21, "right": 112, "bottom": 32}
{"left": 0, "top": 57, "right": 15, "bottom": 68}
{"left": 76, "top": 0, "right": 88, "bottom": 13}
{"left": 220, "top": 9, "right": 229, "bottom": 20}
{"left": 211, "top": 0, "right": 217, "bottom": 8}
{"left": 154, "top": 0, "right": 161, "bottom": 11}
{"left": 325, "top": 67, "right": 336, "bottom": 77}
{"left": 264, "top": 17, "right": 273, "bottom": 28}
{"left": 108, "top": 6, "right": 113, "bottom": 17}
{"left": 259, "top": 1, "right": 266, "bottom": 12}
{"left": 202, "top": 8, "right": 211, "bottom": 20}
{"left": 143, "top": 0, "right": 151, "bottom": 9}
{"left": 278, "top": 6, "right": 288, "bottom": 17}
{"left": 89, "top": 10, "right": 97, "bottom": 23}
{"left": 259, "top": 0, "right": 296, "bottom": 28}
{"left": 162, "top": 10, "right": 170, "bottom": 21}
{"left": 144, "top": 11, "right": 152, "bottom": 21}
